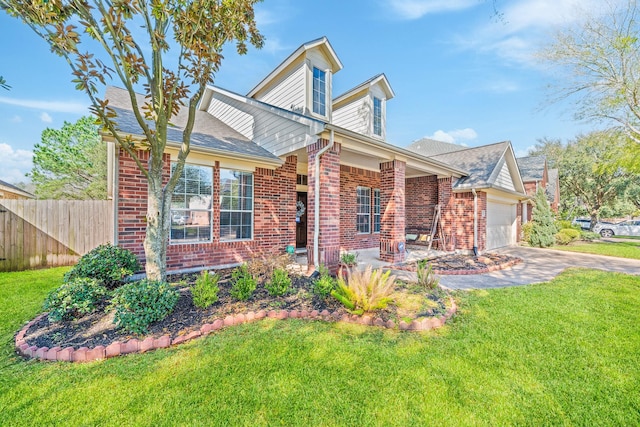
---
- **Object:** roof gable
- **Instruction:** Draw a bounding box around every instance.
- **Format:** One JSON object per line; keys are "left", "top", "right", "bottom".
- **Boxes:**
{"left": 332, "top": 74, "right": 395, "bottom": 107}
{"left": 516, "top": 155, "right": 547, "bottom": 182}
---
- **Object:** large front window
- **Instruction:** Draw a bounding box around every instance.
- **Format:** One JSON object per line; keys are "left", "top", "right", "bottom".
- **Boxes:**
{"left": 220, "top": 170, "right": 253, "bottom": 241}
{"left": 312, "top": 67, "right": 326, "bottom": 116}
{"left": 373, "top": 97, "right": 382, "bottom": 136}
{"left": 170, "top": 163, "right": 213, "bottom": 242}
{"left": 356, "top": 186, "right": 371, "bottom": 234}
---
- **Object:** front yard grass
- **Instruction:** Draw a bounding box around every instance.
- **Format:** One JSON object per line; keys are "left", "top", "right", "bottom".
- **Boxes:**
{"left": 1, "top": 267, "right": 639, "bottom": 425}
{"left": 551, "top": 239, "right": 640, "bottom": 260}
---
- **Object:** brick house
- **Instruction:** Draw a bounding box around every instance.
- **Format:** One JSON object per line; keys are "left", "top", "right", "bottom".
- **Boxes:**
{"left": 516, "top": 156, "right": 560, "bottom": 220}
{"left": 105, "top": 37, "right": 527, "bottom": 273}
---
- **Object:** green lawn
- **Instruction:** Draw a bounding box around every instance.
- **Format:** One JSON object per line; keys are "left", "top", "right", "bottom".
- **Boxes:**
{"left": 552, "top": 239, "right": 640, "bottom": 260}
{"left": 1, "top": 267, "right": 639, "bottom": 426}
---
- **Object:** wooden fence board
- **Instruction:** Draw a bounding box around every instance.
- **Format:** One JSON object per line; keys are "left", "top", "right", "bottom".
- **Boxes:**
{"left": 0, "top": 200, "right": 114, "bottom": 272}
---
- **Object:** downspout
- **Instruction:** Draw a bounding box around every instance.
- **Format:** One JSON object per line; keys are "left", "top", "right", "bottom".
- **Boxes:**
{"left": 313, "top": 129, "right": 335, "bottom": 268}
{"left": 471, "top": 188, "right": 478, "bottom": 256}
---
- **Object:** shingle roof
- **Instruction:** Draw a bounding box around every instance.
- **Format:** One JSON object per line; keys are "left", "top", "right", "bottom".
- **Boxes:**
{"left": 516, "top": 156, "right": 546, "bottom": 182}
{"left": 104, "top": 86, "right": 281, "bottom": 163}
{"left": 0, "top": 179, "right": 34, "bottom": 198}
{"left": 405, "top": 138, "right": 467, "bottom": 157}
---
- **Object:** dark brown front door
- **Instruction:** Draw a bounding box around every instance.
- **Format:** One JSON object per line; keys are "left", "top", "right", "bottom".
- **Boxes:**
{"left": 296, "top": 192, "right": 307, "bottom": 248}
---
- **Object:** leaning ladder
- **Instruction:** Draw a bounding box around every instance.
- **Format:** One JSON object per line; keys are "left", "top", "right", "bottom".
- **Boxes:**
{"left": 427, "top": 204, "right": 446, "bottom": 252}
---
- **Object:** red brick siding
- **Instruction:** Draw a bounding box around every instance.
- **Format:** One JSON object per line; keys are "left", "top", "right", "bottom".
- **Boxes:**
{"left": 379, "top": 160, "right": 406, "bottom": 263}
{"left": 117, "top": 149, "right": 297, "bottom": 272}
{"left": 438, "top": 177, "right": 456, "bottom": 251}
{"left": 453, "top": 191, "right": 487, "bottom": 251}
{"left": 339, "top": 165, "right": 380, "bottom": 251}
{"left": 306, "top": 140, "right": 341, "bottom": 269}
{"left": 516, "top": 202, "right": 523, "bottom": 241}
{"left": 405, "top": 175, "right": 438, "bottom": 231}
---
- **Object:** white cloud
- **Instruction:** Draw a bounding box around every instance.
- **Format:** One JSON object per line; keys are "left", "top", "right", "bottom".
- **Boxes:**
{"left": 0, "top": 142, "right": 33, "bottom": 183}
{"left": 10, "top": 115, "right": 22, "bottom": 123}
{"left": 515, "top": 144, "right": 536, "bottom": 158}
{"left": 386, "top": 0, "right": 479, "bottom": 20}
{"left": 262, "top": 37, "right": 290, "bottom": 55}
{"left": 0, "top": 96, "right": 88, "bottom": 114}
{"left": 426, "top": 128, "right": 478, "bottom": 144}
{"left": 39, "top": 112, "right": 53, "bottom": 123}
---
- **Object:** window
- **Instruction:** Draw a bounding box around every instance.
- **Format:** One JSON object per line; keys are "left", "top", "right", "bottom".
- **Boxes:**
{"left": 356, "top": 186, "right": 371, "bottom": 234}
{"left": 373, "top": 189, "right": 381, "bottom": 233}
{"left": 170, "top": 163, "right": 213, "bottom": 242}
{"left": 373, "top": 97, "right": 382, "bottom": 136}
{"left": 220, "top": 170, "right": 253, "bottom": 241}
{"left": 296, "top": 174, "right": 308, "bottom": 185}
{"left": 312, "top": 67, "right": 326, "bottom": 116}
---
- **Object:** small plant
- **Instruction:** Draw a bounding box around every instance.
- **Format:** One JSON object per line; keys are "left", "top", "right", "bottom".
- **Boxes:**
{"left": 340, "top": 252, "right": 358, "bottom": 266}
{"left": 313, "top": 264, "right": 335, "bottom": 298}
{"left": 265, "top": 268, "right": 291, "bottom": 296}
{"left": 64, "top": 243, "right": 139, "bottom": 289}
{"left": 331, "top": 265, "right": 397, "bottom": 314}
{"left": 580, "top": 231, "right": 600, "bottom": 241}
{"left": 555, "top": 228, "right": 581, "bottom": 245}
{"left": 416, "top": 260, "right": 440, "bottom": 290}
{"left": 110, "top": 280, "right": 179, "bottom": 334}
{"left": 44, "top": 278, "right": 107, "bottom": 322}
{"left": 230, "top": 264, "right": 257, "bottom": 301}
{"left": 191, "top": 270, "right": 220, "bottom": 309}
{"left": 521, "top": 222, "right": 533, "bottom": 243}
{"left": 245, "top": 253, "right": 290, "bottom": 280}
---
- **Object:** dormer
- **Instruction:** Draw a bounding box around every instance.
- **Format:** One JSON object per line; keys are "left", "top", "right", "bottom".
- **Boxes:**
{"left": 247, "top": 37, "right": 343, "bottom": 121}
{"left": 332, "top": 74, "right": 394, "bottom": 140}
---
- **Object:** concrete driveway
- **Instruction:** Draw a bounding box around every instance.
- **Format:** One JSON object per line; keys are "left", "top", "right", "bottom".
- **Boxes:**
{"left": 394, "top": 246, "right": 640, "bottom": 290}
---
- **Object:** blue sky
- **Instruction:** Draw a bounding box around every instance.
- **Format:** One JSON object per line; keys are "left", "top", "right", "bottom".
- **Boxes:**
{"left": 0, "top": 0, "right": 610, "bottom": 183}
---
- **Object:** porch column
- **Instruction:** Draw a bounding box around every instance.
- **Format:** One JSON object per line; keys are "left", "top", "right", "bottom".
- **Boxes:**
{"left": 438, "top": 177, "right": 455, "bottom": 251}
{"left": 306, "top": 139, "right": 341, "bottom": 271}
{"left": 379, "top": 160, "right": 405, "bottom": 263}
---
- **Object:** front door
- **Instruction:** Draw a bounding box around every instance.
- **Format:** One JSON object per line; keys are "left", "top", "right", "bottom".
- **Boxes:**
{"left": 296, "top": 192, "right": 307, "bottom": 248}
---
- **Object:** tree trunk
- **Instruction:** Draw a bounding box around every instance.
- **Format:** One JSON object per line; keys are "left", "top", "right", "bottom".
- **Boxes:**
{"left": 143, "top": 168, "right": 170, "bottom": 282}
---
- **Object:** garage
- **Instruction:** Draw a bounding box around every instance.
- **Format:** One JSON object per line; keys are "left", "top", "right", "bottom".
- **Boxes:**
{"left": 486, "top": 200, "right": 517, "bottom": 250}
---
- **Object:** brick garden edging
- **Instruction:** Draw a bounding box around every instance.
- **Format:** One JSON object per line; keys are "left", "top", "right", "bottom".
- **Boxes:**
{"left": 15, "top": 299, "right": 457, "bottom": 363}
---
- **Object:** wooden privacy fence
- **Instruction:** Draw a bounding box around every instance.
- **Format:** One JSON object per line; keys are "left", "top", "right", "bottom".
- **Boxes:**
{"left": 0, "top": 200, "right": 114, "bottom": 272}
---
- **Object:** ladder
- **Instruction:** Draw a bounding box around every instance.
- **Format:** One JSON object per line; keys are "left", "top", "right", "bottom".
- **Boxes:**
{"left": 427, "top": 204, "right": 446, "bottom": 252}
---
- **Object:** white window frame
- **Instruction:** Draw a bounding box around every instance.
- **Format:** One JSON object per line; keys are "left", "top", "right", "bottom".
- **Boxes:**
{"left": 373, "top": 188, "right": 381, "bottom": 233}
{"left": 373, "top": 97, "right": 382, "bottom": 137}
{"left": 356, "top": 186, "right": 371, "bottom": 234}
{"left": 219, "top": 169, "right": 254, "bottom": 241}
{"left": 312, "top": 67, "right": 326, "bottom": 116}
{"left": 170, "top": 163, "right": 213, "bottom": 244}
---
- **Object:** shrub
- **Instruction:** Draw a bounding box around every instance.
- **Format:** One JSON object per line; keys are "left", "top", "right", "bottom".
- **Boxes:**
{"left": 313, "top": 264, "right": 335, "bottom": 298}
{"left": 580, "top": 231, "right": 600, "bottom": 241}
{"left": 110, "top": 280, "right": 179, "bottom": 334}
{"left": 331, "top": 265, "right": 396, "bottom": 314}
{"left": 265, "top": 268, "right": 291, "bottom": 297}
{"left": 416, "top": 260, "right": 439, "bottom": 290}
{"left": 555, "top": 228, "right": 581, "bottom": 245}
{"left": 245, "top": 253, "right": 290, "bottom": 280}
{"left": 191, "top": 270, "right": 220, "bottom": 309}
{"left": 521, "top": 222, "right": 534, "bottom": 243}
{"left": 230, "top": 264, "right": 257, "bottom": 301}
{"left": 340, "top": 252, "right": 358, "bottom": 266}
{"left": 44, "top": 278, "right": 106, "bottom": 322}
{"left": 64, "top": 243, "right": 139, "bottom": 288}
{"left": 555, "top": 220, "right": 576, "bottom": 230}
{"left": 528, "top": 188, "right": 557, "bottom": 248}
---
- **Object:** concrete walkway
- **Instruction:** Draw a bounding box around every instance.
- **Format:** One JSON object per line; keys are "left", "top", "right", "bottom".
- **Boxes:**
{"left": 413, "top": 246, "right": 640, "bottom": 290}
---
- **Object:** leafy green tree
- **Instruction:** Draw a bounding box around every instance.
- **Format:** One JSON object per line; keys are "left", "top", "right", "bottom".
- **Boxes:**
{"left": 0, "top": 76, "right": 9, "bottom": 90}
{"left": 29, "top": 116, "right": 107, "bottom": 199}
{"left": 529, "top": 187, "right": 557, "bottom": 248}
{"left": 2, "top": 0, "right": 264, "bottom": 281}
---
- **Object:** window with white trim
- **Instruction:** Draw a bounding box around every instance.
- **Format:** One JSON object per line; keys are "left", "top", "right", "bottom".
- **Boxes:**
{"left": 170, "top": 163, "right": 213, "bottom": 242}
{"left": 373, "top": 97, "right": 382, "bottom": 136}
{"left": 220, "top": 170, "right": 253, "bottom": 241}
{"left": 312, "top": 67, "right": 326, "bottom": 116}
{"left": 373, "top": 188, "right": 381, "bottom": 233}
{"left": 356, "top": 186, "right": 371, "bottom": 234}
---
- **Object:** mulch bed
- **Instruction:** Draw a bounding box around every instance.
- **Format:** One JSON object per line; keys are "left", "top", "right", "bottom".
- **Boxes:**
{"left": 391, "top": 253, "right": 522, "bottom": 274}
{"left": 22, "top": 269, "right": 451, "bottom": 351}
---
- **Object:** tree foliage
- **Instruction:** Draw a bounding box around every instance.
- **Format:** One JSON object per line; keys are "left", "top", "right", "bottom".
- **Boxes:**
{"left": 1, "top": 0, "right": 264, "bottom": 280}
{"left": 0, "top": 75, "right": 9, "bottom": 90}
{"left": 29, "top": 116, "right": 107, "bottom": 199}
{"left": 529, "top": 187, "right": 557, "bottom": 248}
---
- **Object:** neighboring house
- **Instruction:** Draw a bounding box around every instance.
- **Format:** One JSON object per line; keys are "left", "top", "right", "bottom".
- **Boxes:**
{"left": 407, "top": 139, "right": 527, "bottom": 251}
{"left": 0, "top": 179, "right": 34, "bottom": 200}
{"left": 106, "top": 37, "right": 527, "bottom": 273}
{"left": 516, "top": 155, "right": 559, "bottom": 220}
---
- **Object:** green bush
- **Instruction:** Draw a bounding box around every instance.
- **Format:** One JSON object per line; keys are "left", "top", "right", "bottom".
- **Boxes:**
{"left": 340, "top": 252, "right": 358, "bottom": 266}
{"left": 521, "top": 222, "right": 533, "bottom": 243}
{"left": 313, "top": 264, "right": 335, "bottom": 298}
{"left": 110, "top": 280, "right": 179, "bottom": 334}
{"left": 528, "top": 188, "right": 557, "bottom": 248}
{"left": 555, "top": 228, "right": 581, "bottom": 245}
{"left": 555, "top": 220, "right": 577, "bottom": 230}
{"left": 44, "top": 278, "right": 107, "bottom": 322}
{"left": 64, "top": 243, "right": 139, "bottom": 288}
{"left": 265, "top": 268, "right": 291, "bottom": 297}
{"left": 331, "top": 265, "right": 396, "bottom": 314}
{"left": 230, "top": 264, "right": 257, "bottom": 301}
{"left": 580, "top": 231, "right": 600, "bottom": 241}
{"left": 191, "top": 270, "right": 219, "bottom": 309}
{"left": 416, "top": 260, "right": 439, "bottom": 290}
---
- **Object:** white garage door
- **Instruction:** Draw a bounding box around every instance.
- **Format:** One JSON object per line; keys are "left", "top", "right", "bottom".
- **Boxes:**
{"left": 486, "top": 201, "right": 517, "bottom": 250}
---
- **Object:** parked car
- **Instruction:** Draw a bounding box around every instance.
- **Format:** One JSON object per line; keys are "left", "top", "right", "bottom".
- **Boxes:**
{"left": 593, "top": 220, "right": 640, "bottom": 237}
{"left": 571, "top": 217, "right": 591, "bottom": 230}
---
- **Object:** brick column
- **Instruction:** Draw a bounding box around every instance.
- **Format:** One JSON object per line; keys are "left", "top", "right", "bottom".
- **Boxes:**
{"left": 379, "top": 160, "right": 405, "bottom": 263}
{"left": 437, "top": 177, "right": 455, "bottom": 251}
{"left": 306, "top": 139, "right": 341, "bottom": 271}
